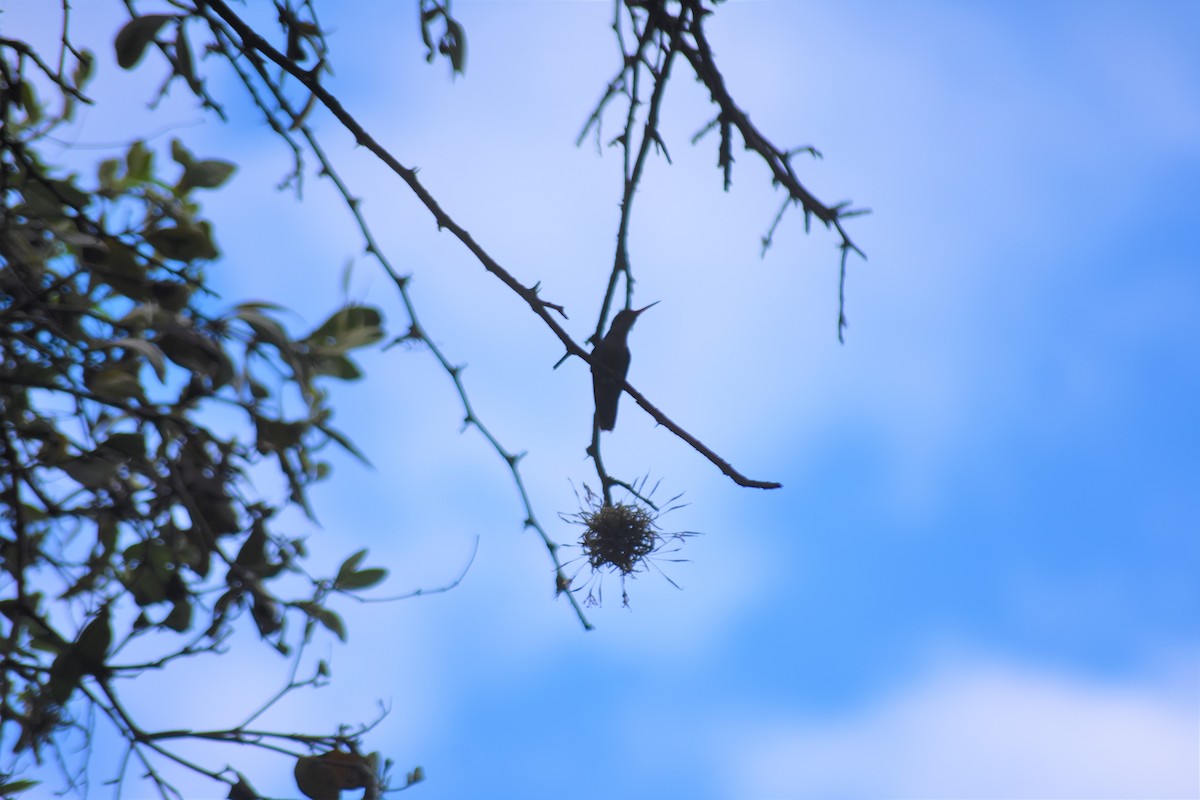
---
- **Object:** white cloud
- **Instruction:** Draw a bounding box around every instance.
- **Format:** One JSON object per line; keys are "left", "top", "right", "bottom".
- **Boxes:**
{"left": 726, "top": 654, "right": 1198, "bottom": 799}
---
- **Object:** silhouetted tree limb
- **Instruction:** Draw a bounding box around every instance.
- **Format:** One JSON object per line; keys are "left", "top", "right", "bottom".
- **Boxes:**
{"left": 2, "top": 1, "right": 868, "bottom": 795}
{"left": 194, "top": 0, "right": 784, "bottom": 493}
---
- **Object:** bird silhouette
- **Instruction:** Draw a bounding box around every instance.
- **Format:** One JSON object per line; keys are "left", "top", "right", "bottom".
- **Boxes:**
{"left": 591, "top": 302, "right": 657, "bottom": 431}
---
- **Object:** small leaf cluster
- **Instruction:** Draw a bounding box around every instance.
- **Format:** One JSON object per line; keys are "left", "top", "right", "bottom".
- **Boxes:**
{"left": 419, "top": 0, "right": 468, "bottom": 77}
{"left": 111, "top": 4, "right": 335, "bottom": 122}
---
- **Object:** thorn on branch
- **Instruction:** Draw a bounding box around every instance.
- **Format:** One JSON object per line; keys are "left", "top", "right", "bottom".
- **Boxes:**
{"left": 650, "top": 130, "right": 672, "bottom": 164}
{"left": 691, "top": 115, "right": 720, "bottom": 145}
{"left": 784, "top": 145, "right": 822, "bottom": 161}
{"left": 718, "top": 114, "right": 733, "bottom": 191}
{"left": 540, "top": 300, "right": 568, "bottom": 318}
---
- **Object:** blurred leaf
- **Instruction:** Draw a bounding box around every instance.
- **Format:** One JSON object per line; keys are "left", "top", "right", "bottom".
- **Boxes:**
{"left": 74, "top": 607, "right": 112, "bottom": 672}
{"left": 335, "top": 567, "right": 387, "bottom": 592}
{"left": 73, "top": 49, "right": 95, "bottom": 88}
{"left": 301, "top": 603, "right": 346, "bottom": 642}
{"left": 192, "top": 494, "right": 241, "bottom": 537}
{"left": 311, "top": 354, "right": 362, "bottom": 380}
{"left": 170, "top": 138, "right": 194, "bottom": 168}
{"left": 445, "top": 18, "right": 467, "bottom": 75}
{"left": 209, "top": 587, "right": 243, "bottom": 637}
{"left": 126, "top": 140, "right": 153, "bottom": 183}
{"left": 118, "top": 302, "right": 173, "bottom": 332}
{"left": 100, "top": 432, "right": 144, "bottom": 460}
{"left": 157, "top": 325, "right": 233, "bottom": 386}
{"left": 317, "top": 423, "right": 372, "bottom": 466}
{"left": 275, "top": 453, "right": 316, "bottom": 519}
{"left": 178, "top": 159, "right": 237, "bottom": 194}
{"left": 305, "top": 305, "right": 384, "bottom": 353}
{"left": 47, "top": 651, "right": 85, "bottom": 705}
{"left": 162, "top": 597, "right": 193, "bottom": 632}
{"left": 228, "top": 775, "right": 260, "bottom": 800}
{"left": 146, "top": 222, "right": 219, "bottom": 262}
{"left": 294, "top": 755, "right": 339, "bottom": 800}
{"left": 15, "top": 181, "right": 64, "bottom": 220}
{"left": 419, "top": 7, "right": 437, "bottom": 62}
{"left": 294, "top": 750, "right": 373, "bottom": 799}
{"left": 254, "top": 416, "right": 304, "bottom": 454}
{"left": 17, "top": 81, "right": 41, "bottom": 124}
{"left": 97, "top": 513, "right": 119, "bottom": 553}
{"left": 98, "top": 158, "right": 121, "bottom": 190}
{"left": 250, "top": 593, "right": 281, "bottom": 637}
{"left": 124, "top": 541, "right": 172, "bottom": 605}
{"left": 84, "top": 366, "right": 143, "bottom": 399}
{"left": 98, "top": 338, "right": 167, "bottom": 382}
{"left": 91, "top": 240, "right": 152, "bottom": 300}
{"left": 60, "top": 560, "right": 108, "bottom": 601}
{"left": 59, "top": 456, "right": 119, "bottom": 488}
{"left": 235, "top": 300, "right": 289, "bottom": 312}
{"left": 234, "top": 305, "right": 292, "bottom": 353}
{"left": 234, "top": 522, "right": 268, "bottom": 571}
{"left": 115, "top": 15, "right": 174, "bottom": 69}
{"left": 0, "top": 601, "right": 65, "bottom": 655}
{"left": 47, "top": 607, "right": 112, "bottom": 703}
{"left": 337, "top": 549, "right": 368, "bottom": 581}
{"left": 0, "top": 780, "right": 41, "bottom": 797}
{"left": 174, "top": 22, "right": 197, "bottom": 92}
{"left": 152, "top": 280, "right": 193, "bottom": 312}
{"left": 47, "top": 176, "right": 91, "bottom": 209}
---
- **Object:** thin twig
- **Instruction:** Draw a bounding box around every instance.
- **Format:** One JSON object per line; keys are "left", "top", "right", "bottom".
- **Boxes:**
{"left": 665, "top": 0, "right": 869, "bottom": 341}
{"left": 197, "top": 7, "right": 594, "bottom": 628}
{"left": 198, "top": 0, "right": 779, "bottom": 491}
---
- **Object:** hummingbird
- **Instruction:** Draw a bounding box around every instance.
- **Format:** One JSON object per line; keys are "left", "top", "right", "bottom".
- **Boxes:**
{"left": 591, "top": 302, "right": 657, "bottom": 431}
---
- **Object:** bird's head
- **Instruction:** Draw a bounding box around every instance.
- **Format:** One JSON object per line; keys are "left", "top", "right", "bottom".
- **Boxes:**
{"left": 609, "top": 301, "right": 659, "bottom": 337}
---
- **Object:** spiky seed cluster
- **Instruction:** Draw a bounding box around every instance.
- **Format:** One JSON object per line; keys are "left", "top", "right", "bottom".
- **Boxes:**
{"left": 579, "top": 502, "right": 657, "bottom": 575}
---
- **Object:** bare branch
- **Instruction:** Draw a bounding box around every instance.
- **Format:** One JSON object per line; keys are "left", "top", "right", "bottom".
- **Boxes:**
{"left": 197, "top": 0, "right": 781, "bottom": 497}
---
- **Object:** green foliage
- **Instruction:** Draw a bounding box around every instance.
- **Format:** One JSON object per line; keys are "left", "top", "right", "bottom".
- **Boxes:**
{"left": 1, "top": 33, "right": 392, "bottom": 798}
{"left": 114, "top": 14, "right": 174, "bottom": 69}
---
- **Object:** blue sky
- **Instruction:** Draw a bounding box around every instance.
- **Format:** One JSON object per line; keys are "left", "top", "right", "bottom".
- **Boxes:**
{"left": 7, "top": 1, "right": 1200, "bottom": 798}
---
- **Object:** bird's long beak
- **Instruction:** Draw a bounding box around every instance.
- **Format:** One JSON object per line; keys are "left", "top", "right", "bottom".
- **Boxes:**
{"left": 633, "top": 301, "right": 660, "bottom": 316}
